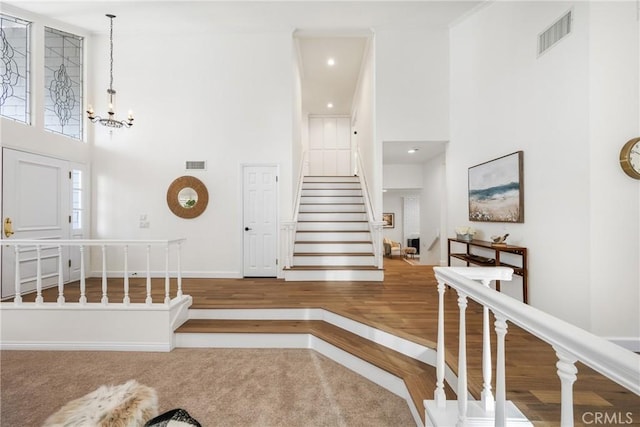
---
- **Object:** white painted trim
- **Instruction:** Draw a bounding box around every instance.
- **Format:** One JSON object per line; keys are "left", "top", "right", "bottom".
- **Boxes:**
{"left": 606, "top": 337, "right": 640, "bottom": 352}
{"left": 175, "top": 333, "right": 310, "bottom": 349}
{"left": 0, "top": 341, "right": 171, "bottom": 352}
{"left": 88, "top": 270, "right": 243, "bottom": 279}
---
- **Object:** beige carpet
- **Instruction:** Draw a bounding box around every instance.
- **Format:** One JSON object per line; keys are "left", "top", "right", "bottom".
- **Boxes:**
{"left": 0, "top": 348, "right": 415, "bottom": 426}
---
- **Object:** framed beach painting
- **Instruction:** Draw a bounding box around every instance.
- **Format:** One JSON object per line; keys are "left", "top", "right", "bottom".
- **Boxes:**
{"left": 468, "top": 151, "right": 524, "bottom": 223}
{"left": 382, "top": 213, "right": 395, "bottom": 228}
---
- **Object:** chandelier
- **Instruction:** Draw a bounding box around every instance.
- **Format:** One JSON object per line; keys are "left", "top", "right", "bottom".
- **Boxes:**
{"left": 86, "top": 14, "right": 133, "bottom": 128}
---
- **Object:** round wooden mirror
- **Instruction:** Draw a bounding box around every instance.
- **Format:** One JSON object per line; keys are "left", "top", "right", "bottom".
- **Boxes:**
{"left": 166, "top": 176, "right": 209, "bottom": 219}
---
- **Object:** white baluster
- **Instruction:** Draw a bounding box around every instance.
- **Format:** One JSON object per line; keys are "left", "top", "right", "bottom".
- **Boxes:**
{"left": 123, "top": 245, "right": 130, "bottom": 305}
{"left": 13, "top": 245, "right": 22, "bottom": 305}
{"left": 554, "top": 346, "right": 578, "bottom": 427}
{"left": 494, "top": 313, "right": 509, "bottom": 427}
{"left": 79, "top": 245, "right": 87, "bottom": 305}
{"left": 176, "top": 242, "right": 183, "bottom": 298}
{"left": 145, "top": 244, "right": 152, "bottom": 305}
{"left": 57, "top": 245, "right": 65, "bottom": 305}
{"left": 434, "top": 278, "right": 447, "bottom": 407}
{"left": 456, "top": 290, "right": 468, "bottom": 427}
{"left": 101, "top": 244, "right": 108, "bottom": 305}
{"left": 164, "top": 244, "right": 170, "bottom": 305}
{"left": 35, "top": 245, "right": 43, "bottom": 304}
{"left": 480, "top": 279, "right": 494, "bottom": 411}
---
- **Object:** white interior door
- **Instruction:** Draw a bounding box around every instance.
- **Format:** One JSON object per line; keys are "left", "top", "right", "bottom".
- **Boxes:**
{"left": 243, "top": 165, "right": 278, "bottom": 277}
{"left": 308, "top": 117, "right": 351, "bottom": 176}
{"left": 2, "top": 149, "right": 71, "bottom": 299}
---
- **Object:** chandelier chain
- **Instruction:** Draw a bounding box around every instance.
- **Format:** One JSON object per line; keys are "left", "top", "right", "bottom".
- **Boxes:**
{"left": 109, "top": 15, "right": 114, "bottom": 92}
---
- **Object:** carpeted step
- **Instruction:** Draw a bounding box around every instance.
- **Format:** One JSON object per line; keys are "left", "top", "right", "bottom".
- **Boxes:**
{"left": 175, "top": 319, "right": 456, "bottom": 424}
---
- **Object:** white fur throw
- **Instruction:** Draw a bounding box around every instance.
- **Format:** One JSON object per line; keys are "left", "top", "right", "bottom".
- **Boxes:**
{"left": 44, "top": 380, "right": 158, "bottom": 427}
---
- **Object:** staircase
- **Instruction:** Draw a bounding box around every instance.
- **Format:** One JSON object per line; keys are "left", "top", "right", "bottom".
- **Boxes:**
{"left": 283, "top": 176, "right": 383, "bottom": 281}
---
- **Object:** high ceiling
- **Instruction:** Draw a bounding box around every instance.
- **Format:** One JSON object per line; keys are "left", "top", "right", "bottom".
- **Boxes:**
{"left": 5, "top": 1, "right": 478, "bottom": 163}
{"left": 297, "top": 35, "right": 368, "bottom": 115}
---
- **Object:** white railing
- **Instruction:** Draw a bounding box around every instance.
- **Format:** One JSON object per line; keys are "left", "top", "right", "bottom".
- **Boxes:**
{"left": 355, "top": 146, "right": 384, "bottom": 269}
{"left": 281, "top": 151, "right": 308, "bottom": 270}
{"left": 425, "top": 266, "right": 640, "bottom": 427}
{"left": 2, "top": 239, "right": 186, "bottom": 306}
{"left": 0, "top": 238, "right": 191, "bottom": 351}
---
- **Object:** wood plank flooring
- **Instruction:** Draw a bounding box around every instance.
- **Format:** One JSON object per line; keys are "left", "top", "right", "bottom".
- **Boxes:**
{"left": 17, "top": 258, "right": 640, "bottom": 426}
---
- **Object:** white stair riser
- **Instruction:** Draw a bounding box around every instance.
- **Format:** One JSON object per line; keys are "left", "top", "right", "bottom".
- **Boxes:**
{"left": 296, "top": 222, "right": 369, "bottom": 231}
{"left": 300, "top": 196, "right": 364, "bottom": 204}
{"left": 295, "top": 232, "right": 371, "bottom": 241}
{"left": 293, "top": 255, "right": 376, "bottom": 266}
{"left": 302, "top": 182, "right": 361, "bottom": 190}
{"left": 298, "top": 212, "right": 367, "bottom": 222}
{"left": 295, "top": 242, "right": 373, "bottom": 253}
{"left": 299, "top": 204, "right": 365, "bottom": 213}
{"left": 284, "top": 269, "right": 384, "bottom": 282}
{"left": 304, "top": 176, "right": 359, "bottom": 183}
{"left": 301, "top": 189, "right": 363, "bottom": 197}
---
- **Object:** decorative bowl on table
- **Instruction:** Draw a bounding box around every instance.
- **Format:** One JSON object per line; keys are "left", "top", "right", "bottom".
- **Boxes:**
{"left": 456, "top": 233, "right": 474, "bottom": 241}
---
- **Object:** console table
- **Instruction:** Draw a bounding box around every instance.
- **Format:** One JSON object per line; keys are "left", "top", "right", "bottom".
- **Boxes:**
{"left": 447, "top": 238, "right": 528, "bottom": 304}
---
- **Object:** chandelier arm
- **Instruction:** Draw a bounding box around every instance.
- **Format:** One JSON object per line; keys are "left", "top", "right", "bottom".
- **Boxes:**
{"left": 87, "top": 14, "right": 134, "bottom": 129}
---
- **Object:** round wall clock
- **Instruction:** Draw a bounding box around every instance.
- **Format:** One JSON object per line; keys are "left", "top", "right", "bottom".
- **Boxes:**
{"left": 619, "top": 137, "right": 640, "bottom": 180}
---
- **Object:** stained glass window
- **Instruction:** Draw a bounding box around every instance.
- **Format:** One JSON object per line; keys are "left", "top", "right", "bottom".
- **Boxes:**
{"left": 0, "top": 14, "right": 30, "bottom": 123}
{"left": 44, "top": 27, "right": 83, "bottom": 139}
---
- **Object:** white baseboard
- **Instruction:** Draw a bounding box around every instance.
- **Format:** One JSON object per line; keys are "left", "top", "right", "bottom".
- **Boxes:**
{"left": 0, "top": 341, "right": 171, "bottom": 352}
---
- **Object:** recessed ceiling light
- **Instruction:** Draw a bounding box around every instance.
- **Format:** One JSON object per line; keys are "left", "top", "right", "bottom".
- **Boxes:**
{"left": 327, "top": 58, "right": 335, "bottom": 66}
{"left": 382, "top": 189, "right": 388, "bottom": 193}
{"left": 327, "top": 102, "right": 333, "bottom": 109}
{"left": 408, "top": 148, "right": 419, "bottom": 154}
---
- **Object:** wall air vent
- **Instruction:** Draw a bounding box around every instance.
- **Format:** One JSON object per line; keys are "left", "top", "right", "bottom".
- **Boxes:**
{"left": 185, "top": 160, "right": 207, "bottom": 171}
{"left": 538, "top": 10, "right": 572, "bottom": 56}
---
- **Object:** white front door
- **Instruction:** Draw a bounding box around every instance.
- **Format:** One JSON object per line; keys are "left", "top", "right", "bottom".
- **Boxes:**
{"left": 243, "top": 165, "right": 278, "bottom": 277}
{"left": 2, "top": 149, "right": 71, "bottom": 299}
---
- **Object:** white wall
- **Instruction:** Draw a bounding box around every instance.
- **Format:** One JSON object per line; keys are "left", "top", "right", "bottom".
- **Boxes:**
{"left": 351, "top": 37, "right": 378, "bottom": 216}
{"left": 383, "top": 164, "right": 423, "bottom": 189}
{"left": 421, "top": 153, "right": 445, "bottom": 265}
{"left": 450, "top": 1, "right": 639, "bottom": 341}
{"left": 376, "top": 28, "right": 449, "bottom": 142}
{"left": 89, "top": 29, "right": 294, "bottom": 277}
{"left": 587, "top": 2, "right": 640, "bottom": 343}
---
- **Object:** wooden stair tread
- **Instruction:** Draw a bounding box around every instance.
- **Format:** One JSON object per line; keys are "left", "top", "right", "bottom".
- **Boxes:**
{"left": 175, "top": 319, "right": 455, "bottom": 422}
{"left": 295, "top": 240, "right": 372, "bottom": 244}
{"left": 296, "top": 230, "right": 369, "bottom": 233}
{"left": 297, "top": 220, "right": 368, "bottom": 223}
{"left": 293, "top": 252, "right": 374, "bottom": 256}
{"left": 285, "top": 265, "right": 379, "bottom": 271}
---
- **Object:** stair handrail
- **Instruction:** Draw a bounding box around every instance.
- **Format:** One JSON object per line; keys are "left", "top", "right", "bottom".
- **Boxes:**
{"left": 292, "top": 150, "right": 308, "bottom": 223}
{"left": 355, "top": 147, "right": 384, "bottom": 269}
{"left": 281, "top": 150, "right": 307, "bottom": 270}
{"left": 430, "top": 266, "right": 640, "bottom": 426}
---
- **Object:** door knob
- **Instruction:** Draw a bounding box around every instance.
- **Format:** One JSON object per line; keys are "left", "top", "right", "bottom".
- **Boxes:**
{"left": 4, "top": 217, "right": 14, "bottom": 238}
{"left": 245, "top": 227, "right": 252, "bottom": 231}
